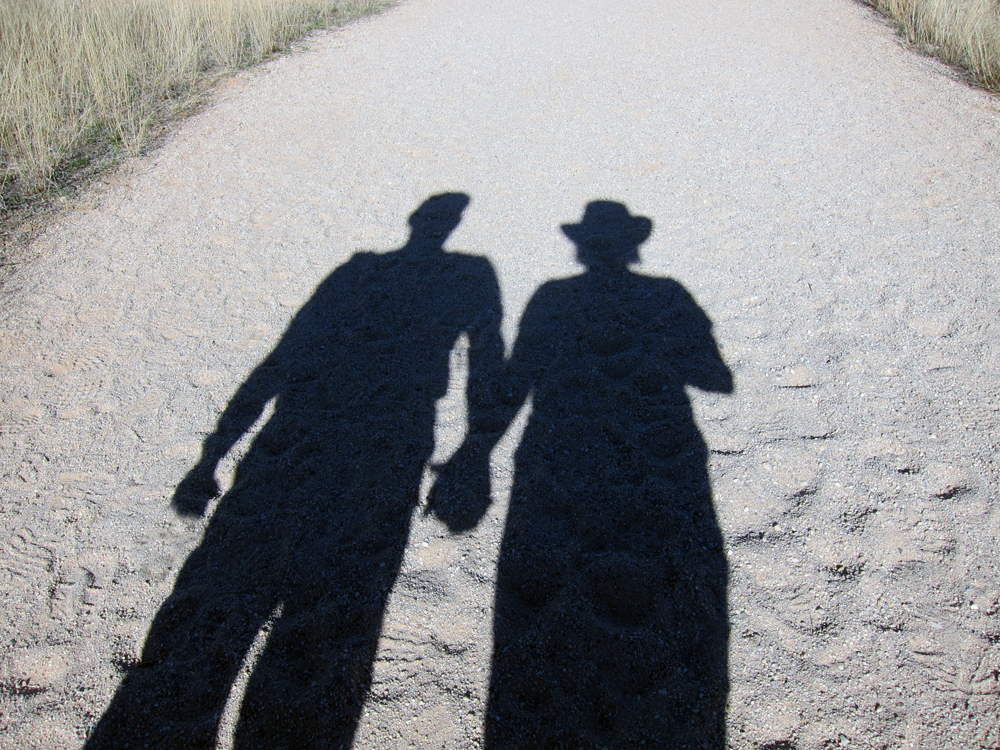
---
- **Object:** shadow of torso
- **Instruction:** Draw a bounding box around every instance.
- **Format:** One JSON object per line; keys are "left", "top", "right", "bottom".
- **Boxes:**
{"left": 487, "top": 266, "right": 732, "bottom": 749}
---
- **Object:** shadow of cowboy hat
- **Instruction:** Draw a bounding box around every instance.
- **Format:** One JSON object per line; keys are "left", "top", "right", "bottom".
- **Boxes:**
{"left": 561, "top": 201, "right": 653, "bottom": 266}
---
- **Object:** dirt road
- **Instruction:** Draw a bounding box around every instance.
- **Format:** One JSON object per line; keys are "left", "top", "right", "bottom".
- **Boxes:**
{"left": 1, "top": 0, "right": 999, "bottom": 748}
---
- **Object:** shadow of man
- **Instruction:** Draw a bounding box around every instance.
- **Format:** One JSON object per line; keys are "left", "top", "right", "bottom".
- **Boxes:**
{"left": 433, "top": 201, "right": 733, "bottom": 749}
{"left": 85, "top": 193, "right": 503, "bottom": 750}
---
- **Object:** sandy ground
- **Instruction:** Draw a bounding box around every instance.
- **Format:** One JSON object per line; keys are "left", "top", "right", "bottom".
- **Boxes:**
{"left": 2, "top": 0, "right": 1000, "bottom": 747}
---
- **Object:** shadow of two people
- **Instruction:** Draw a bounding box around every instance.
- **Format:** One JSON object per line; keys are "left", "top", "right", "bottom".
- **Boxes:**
{"left": 85, "top": 194, "right": 733, "bottom": 750}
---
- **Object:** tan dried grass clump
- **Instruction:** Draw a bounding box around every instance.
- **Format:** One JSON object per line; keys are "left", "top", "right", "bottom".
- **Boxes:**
{"left": 867, "top": 0, "right": 1000, "bottom": 89}
{"left": 0, "top": 0, "right": 384, "bottom": 207}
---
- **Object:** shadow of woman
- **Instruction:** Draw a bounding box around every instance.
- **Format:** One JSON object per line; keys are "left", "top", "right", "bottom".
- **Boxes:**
{"left": 85, "top": 193, "right": 504, "bottom": 750}
{"left": 434, "top": 201, "right": 733, "bottom": 749}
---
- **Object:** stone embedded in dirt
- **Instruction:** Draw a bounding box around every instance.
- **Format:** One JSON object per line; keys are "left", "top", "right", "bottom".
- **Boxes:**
{"left": 908, "top": 634, "right": 942, "bottom": 656}
{"left": 706, "top": 429, "right": 748, "bottom": 455}
{"left": 910, "top": 316, "right": 954, "bottom": 338}
{"left": 863, "top": 436, "right": 918, "bottom": 474}
{"left": 189, "top": 368, "right": 227, "bottom": 388}
{"left": 729, "top": 694, "right": 800, "bottom": 749}
{"left": 796, "top": 721, "right": 855, "bottom": 750}
{"left": 811, "top": 636, "right": 865, "bottom": 668}
{"left": 76, "top": 549, "right": 119, "bottom": 589}
{"left": 926, "top": 354, "right": 959, "bottom": 372}
{"left": 869, "top": 526, "right": 937, "bottom": 570}
{"left": 0, "top": 647, "right": 70, "bottom": 694}
{"left": 162, "top": 442, "right": 200, "bottom": 461}
{"left": 777, "top": 365, "right": 819, "bottom": 388}
{"left": 44, "top": 362, "right": 72, "bottom": 378}
{"left": 55, "top": 406, "right": 87, "bottom": 420}
{"left": 761, "top": 444, "right": 823, "bottom": 500}
{"left": 924, "top": 463, "right": 971, "bottom": 499}
{"left": 716, "top": 481, "right": 795, "bottom": 538}
{"left": 806, "top": 530, "right": 864, "bottom": 576}
{"left": 794, "top": 414, "right": 833, "bottom": 440}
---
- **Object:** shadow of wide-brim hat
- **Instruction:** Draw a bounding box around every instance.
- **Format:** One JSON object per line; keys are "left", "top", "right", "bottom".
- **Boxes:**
{"left": 561, "top": 201, "right": 653, "bottom": 247}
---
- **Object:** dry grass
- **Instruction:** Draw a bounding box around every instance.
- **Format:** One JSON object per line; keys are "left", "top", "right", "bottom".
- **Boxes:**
{"left": 866, "top": 0, "right": 1000, "bottom": 89}
{"left": 0, "top": 0, "right": 385, "bottom": 210}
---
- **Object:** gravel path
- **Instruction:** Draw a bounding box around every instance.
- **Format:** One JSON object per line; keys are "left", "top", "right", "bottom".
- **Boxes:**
{"left": 2, "top": 0, "right": 1000, "bottom": 748}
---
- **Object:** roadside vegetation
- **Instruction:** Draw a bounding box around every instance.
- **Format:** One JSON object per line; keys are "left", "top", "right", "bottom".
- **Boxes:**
{"left": 0, "top": 0, "right": 386, "bottom": 226}
{"left": 865, "top": 0, "right": 1000, "bottom": 90}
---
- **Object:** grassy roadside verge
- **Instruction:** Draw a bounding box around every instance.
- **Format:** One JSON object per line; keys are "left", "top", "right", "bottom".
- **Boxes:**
{"left": 864, "top": 0, "right": 1000, "bottom": 90}
{"left": 0, "top": 0, "right": 389, "bottom": 251}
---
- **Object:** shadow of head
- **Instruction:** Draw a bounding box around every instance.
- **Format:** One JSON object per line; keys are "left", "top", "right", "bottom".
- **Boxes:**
{"left": 407, "top": 192, "right": 471, "bottom": 246}
{"left": 562, "top": 201, "right": 653, "bottom": 268}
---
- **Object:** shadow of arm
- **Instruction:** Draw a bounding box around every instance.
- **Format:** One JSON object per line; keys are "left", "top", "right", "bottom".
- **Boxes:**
{"left": 673, "top": 286, "right": 733, "bottom": 395}
{"left": 171, "top": 360, "right": 282, "bottom": 517}
{"left": 426, "top": 269, "right": 528, "bottom": 532}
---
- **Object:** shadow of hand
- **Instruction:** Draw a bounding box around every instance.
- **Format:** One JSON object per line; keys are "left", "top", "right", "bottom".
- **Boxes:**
{"left": 171, "top": 464, "right": 220, "bottom": 517}
{"left": 425, "top": 441, "right": 492, "bottom": 533}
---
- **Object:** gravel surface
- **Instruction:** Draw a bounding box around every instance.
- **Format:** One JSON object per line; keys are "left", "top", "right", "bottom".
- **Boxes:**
{"left": 2, "top": 0, "right": 1000, "bottom": 748}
